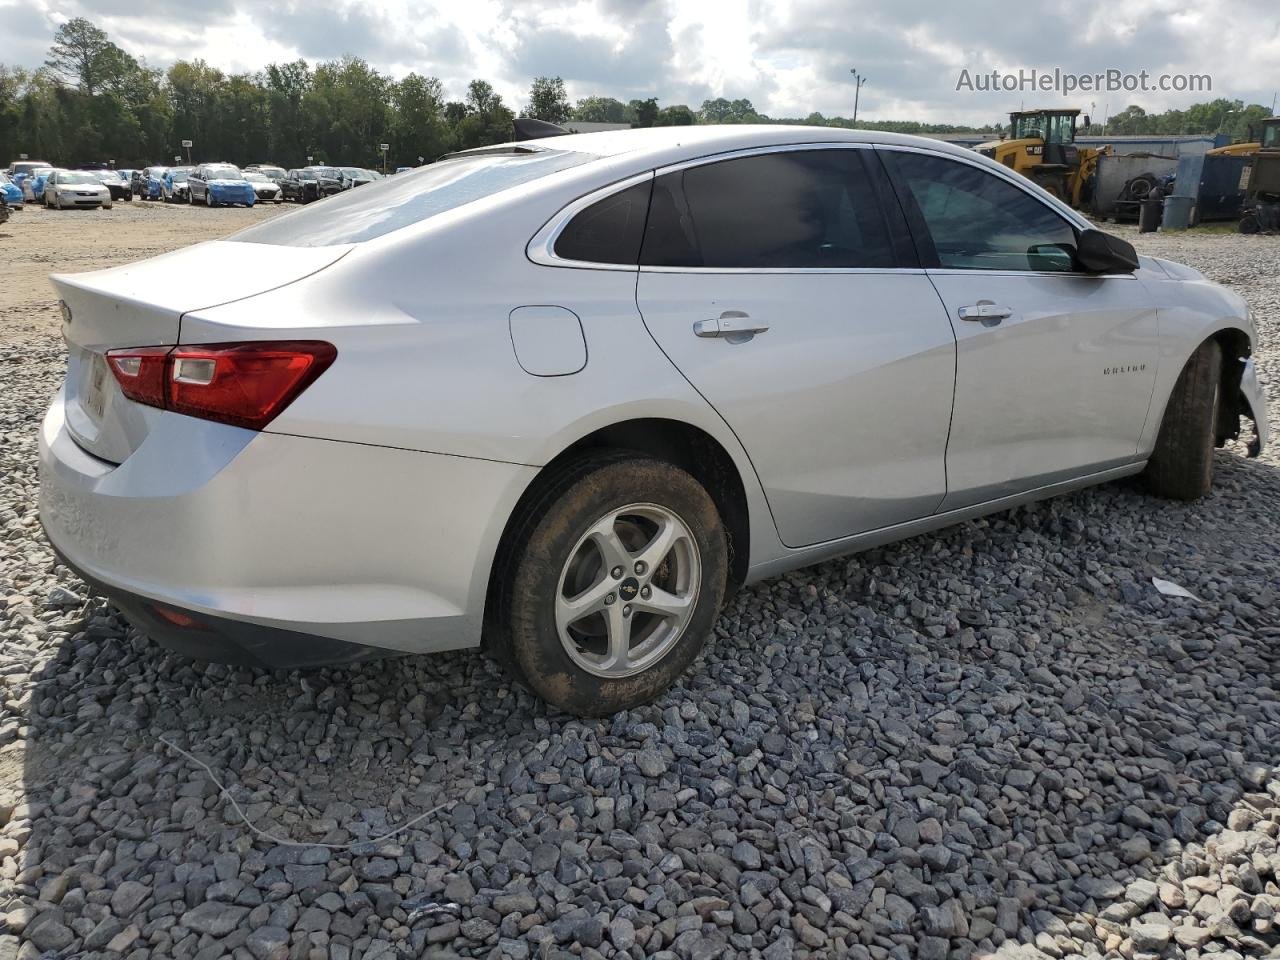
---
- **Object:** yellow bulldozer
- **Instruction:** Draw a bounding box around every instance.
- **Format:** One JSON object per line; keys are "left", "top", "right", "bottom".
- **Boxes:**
{"left": 975, "top": 108, "right": 1108, "bottom": 209}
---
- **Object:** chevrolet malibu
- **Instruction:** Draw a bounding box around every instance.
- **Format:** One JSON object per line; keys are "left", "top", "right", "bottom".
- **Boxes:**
{"left": 39, "top": 126, "right": 1268, "bottom": 715}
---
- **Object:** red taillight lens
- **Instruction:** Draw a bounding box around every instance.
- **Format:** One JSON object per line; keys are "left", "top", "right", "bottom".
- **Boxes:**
{"left": 106, "top": 346, "right": 170, "bottom": 408}
{"left": 105, "top": 341, "right": 336, "bottom": 430}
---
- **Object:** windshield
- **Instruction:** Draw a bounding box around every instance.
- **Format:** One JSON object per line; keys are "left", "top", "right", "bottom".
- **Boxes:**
{"left": 311, "top": 167, "right": 341, "bottom": 178}
{"left": 341, "top": 167, "right": 363, "bottom": 178}
{"left": 204, "top": 166, "right": 242, "bottom": 179}
{"left": 11, "top": 162, "right": 49, "bottom": 176}
{"left": 234, "top": 149, "right": 593, "bottom": 247}
{"left": 1010, "top": 112, "right": 1076, "bottom": 143}
{"left": 1264, "top": 124, "right": 1280, "bottom": 150}
{"left": 59, "top": 172, "right": 102, "bottom": 184}
{"left": 169, "top": 171, "right": 189, "bottom": 182}
{"left": 244, "top": 172, "right": 270, "bottom": 182}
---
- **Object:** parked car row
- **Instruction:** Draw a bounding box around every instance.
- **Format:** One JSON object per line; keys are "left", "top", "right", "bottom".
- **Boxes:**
{"left": 5, "top": 158, "right": 388, "bottom": 213}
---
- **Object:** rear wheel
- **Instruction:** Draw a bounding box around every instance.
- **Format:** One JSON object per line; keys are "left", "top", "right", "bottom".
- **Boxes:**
{"left": 1143, "top": 340, "right": 1222, "bottom": 500}
{"left": 492, "top": 454, "right": 728, "bottom": 715}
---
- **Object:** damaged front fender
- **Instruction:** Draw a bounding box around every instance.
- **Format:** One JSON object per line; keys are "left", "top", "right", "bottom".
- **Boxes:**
{"left": 1238, "top": 357, "right": 1269, "bottom": 457}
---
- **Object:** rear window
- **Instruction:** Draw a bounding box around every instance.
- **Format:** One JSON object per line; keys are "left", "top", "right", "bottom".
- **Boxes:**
{"left": 233, "top": 149, "right": 592, "bottom": 247}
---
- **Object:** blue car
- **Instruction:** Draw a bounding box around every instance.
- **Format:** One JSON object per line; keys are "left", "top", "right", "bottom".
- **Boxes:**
{"left": 188, "top": 162, "right": 256, "bottom": 207}
{"left": 21, "top": 167, "right": 55, "bottom": 202}
{"left": 141, "top": 165, "right": 170, "bottom": 200}
{"left": 0, "top": 173, "right": 22, "bottom": 208}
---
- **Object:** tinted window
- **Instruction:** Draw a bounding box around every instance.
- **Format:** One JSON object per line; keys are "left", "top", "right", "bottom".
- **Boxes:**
{"left": 554, "top": 180, "right": 653, "bottom": 264}
{"left": 640, "top": 149, "right": 898, "bottom": 269}
{"left": 884, "top": 151, "right": 1078, "bottom": 272}
{"left": 234, "top": 150, "right": 592, "bottom": 247}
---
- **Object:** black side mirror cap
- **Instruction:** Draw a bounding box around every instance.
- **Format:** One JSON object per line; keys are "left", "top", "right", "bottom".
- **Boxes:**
{"left": 1075, "top": 228, "right": 1139, "bottom": 273}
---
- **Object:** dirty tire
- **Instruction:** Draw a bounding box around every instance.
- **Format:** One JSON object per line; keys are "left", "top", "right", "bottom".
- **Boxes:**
{"left": 1143, "top": 339, "right": 1222, "bottom": 500}
{"left": 494, "top": 452, "right": 728, "bottom": 716}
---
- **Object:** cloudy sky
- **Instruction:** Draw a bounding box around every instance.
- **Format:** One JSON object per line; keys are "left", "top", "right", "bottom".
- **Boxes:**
{"left": 3, "top": 0, "right": 1279, "bottom": 124}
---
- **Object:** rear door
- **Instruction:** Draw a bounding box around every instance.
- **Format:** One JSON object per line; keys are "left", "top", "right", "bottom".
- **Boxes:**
{"left": 878, "top": 147, "right": 1158, "bottom": 510}
{"left": 634, "top": 145, "right": 957, "bottom": 548}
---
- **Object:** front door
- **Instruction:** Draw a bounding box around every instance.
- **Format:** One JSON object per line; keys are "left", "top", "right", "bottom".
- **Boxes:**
{"left": 878, "top": 147, "right": 1159, "bottom": 510}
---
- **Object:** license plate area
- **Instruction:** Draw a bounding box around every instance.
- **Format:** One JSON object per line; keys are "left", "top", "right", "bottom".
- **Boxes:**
{"left": 82, "top": 353, "right": 109, "bottom": 423}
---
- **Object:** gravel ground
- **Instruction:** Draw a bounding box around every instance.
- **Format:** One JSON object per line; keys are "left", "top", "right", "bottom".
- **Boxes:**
{"left": 1, "top": 206, "right": 1278, "bottom": 960}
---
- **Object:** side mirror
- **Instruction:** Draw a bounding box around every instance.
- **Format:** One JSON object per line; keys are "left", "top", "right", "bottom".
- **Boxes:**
{"left": 1075, "top": 228, "right": 1139, "bottom": 273}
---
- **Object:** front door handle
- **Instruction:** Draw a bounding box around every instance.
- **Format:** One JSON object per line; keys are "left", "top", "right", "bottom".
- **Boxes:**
{"left": 694, "top": 311, "right": 770, "bottom": 338}
{"left": 957, "top": 302, "right": 1013, "bottom": 322}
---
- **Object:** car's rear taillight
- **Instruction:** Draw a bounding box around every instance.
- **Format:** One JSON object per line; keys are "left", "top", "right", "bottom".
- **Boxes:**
{"left": 105, "top": 341, "right": 336, "bottom": 430}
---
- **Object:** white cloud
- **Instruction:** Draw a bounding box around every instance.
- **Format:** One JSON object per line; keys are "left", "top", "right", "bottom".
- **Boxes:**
{"left": 3, "top": 0, "right": 1276, "bottom": 122}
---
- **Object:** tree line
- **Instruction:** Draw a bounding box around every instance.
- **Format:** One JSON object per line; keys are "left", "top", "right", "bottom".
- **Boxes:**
{"left": 0, "top": 19, "right": 1272, "bottom": 170}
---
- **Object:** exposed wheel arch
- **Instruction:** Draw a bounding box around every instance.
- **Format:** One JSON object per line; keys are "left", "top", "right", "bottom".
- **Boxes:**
{"left": 1207, "top": 327, "right": 1253, "bottom": 447}
{"left": 484, "top": 418, "right": 752, "bottom": 647}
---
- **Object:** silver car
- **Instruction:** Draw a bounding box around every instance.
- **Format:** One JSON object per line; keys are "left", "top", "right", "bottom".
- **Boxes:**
{"left": 39, "top": 126, "right": 1268, "bottom": 714}
{"left": 43, "top": 169, "right": 113, "bottom": 209}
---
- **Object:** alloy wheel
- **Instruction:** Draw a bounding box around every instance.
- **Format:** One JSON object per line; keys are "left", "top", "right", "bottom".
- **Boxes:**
{"left": 554, "top": 503, "right": 700, "bottom": 678}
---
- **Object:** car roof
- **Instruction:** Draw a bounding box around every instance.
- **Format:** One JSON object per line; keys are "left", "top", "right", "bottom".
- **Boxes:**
{"left": 457, "top": 124, "right": 985, "bottom": 169}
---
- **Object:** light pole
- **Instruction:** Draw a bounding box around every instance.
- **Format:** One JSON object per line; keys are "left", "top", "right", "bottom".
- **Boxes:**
{"left": 849, "top": 68, "right": 867, "bottom": 127}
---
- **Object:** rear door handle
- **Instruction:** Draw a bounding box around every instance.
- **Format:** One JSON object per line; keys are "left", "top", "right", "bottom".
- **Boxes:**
{"left": 693, "top": 311, "right": 770, "bottom": 338}
{"left": 957, "top": 302, "right": 1013, "bottom": 322}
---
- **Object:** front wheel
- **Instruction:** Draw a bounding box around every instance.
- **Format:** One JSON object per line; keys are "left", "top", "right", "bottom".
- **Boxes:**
{"left": 492, "top": 454, "right": 727, "bottom": 715}
{"left": 1143, "top": 339, "right": 1222, "bottom": 500}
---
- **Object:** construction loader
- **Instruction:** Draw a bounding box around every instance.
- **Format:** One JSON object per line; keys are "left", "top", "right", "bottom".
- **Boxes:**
{"left": 975, "top": 108, "right": 1108, "bottom": 209}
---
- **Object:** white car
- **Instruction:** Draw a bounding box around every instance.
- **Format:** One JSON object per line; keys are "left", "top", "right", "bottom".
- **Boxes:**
{"left": 243, "top": 170, "right": 283, "bottom": 202}
{"left": 44, "top": 170, "right": 113, "bottom": 209}
{"left": 39, "top": 126, "right": 1268, "bottom": 714}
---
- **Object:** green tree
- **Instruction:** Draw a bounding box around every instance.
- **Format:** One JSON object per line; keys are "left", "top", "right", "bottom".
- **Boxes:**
{"left": 263, "top": 60, "right": 312, "bottom": 165}
{"left": 526, "top": 76, "right": 570, "bottom": 123}
{"left": 45, "top": 17, "right": 115, "bottom": 94}
{"left": 628, "top": 97, "right": 659, "bottom": 128}
{"left": 655, "top": 104, "right": 695, "bottom": 126}
{"left": 697, "top": 97, "right": 765, "bottom": 124}
{"left": 572, "top": 96, "right": 629, "bottom": 123}
{"left": 454, "top": 79, "right": 513, "bottom": 148}
{"left": 303, "top": 56, "right": 391, "bottom": 165}
{"left": 392, "top": 72, "right": 451, "bottom": 164}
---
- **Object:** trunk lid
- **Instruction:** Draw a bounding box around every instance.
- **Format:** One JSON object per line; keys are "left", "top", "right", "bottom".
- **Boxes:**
{"left": 53, "top": 240, "right": 351, "bottom": 464}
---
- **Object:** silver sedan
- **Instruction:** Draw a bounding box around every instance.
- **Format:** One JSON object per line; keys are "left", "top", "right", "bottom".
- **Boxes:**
{"left": 43, "top": 169, "right": 113, "bottom": 209}
{"left": 39, "top": 126, "right": 1268, "bottom": 714}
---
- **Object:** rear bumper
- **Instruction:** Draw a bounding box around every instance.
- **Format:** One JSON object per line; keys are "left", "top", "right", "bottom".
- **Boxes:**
{"left": 48, "top": 543, "right": 387, "bottom": 668}
{"left": 39, "top": 389, "right": 537, "bottom": 666}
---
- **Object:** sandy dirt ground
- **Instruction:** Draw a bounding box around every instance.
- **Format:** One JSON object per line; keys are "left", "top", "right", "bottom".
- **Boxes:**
{"left": 0, "top": 199, "right": 290, "bottom": 344}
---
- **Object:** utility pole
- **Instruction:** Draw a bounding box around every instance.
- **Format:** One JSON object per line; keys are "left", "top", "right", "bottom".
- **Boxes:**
{"left": 849, "top": 68, "right": 867, "bottom": 127}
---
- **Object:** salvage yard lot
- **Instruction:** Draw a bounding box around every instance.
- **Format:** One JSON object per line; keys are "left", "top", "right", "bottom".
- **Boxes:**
{"left": 0, "top": 202, "right": 1278, "bottom": 959}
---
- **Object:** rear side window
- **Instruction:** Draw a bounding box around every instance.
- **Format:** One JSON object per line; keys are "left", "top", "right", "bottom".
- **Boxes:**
{"left": 554, "top": 180, "right": 653, "bottom": 264}
{"left": 882, "top": 150, "right": 1078, "bottom": 272}
{"left": 233, "top": 149, "right": 592, "bottom": 247}
{"left": 640, "top": 149, "right": 901, "bottom": 269}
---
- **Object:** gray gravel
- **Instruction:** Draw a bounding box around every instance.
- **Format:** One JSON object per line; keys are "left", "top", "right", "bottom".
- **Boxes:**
{"left": 1, "top": 226, "right": 1278, "bottom": 960}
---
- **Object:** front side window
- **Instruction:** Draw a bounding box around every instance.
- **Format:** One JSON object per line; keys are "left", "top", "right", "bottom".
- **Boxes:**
{"left": 640, "top": 149, "right": 899, "bottom": 269}
{"left": 883, "top": 151, "right": 1078, "bottom": 272}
